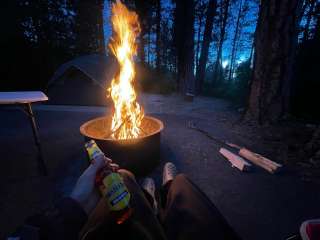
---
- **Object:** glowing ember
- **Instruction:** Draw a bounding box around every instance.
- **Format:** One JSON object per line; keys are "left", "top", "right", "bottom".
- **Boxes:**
{"left": 108, "top": 0, "right": 144, "bottom": 140}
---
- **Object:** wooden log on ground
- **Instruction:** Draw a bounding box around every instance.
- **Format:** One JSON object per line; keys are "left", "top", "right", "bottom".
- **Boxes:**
{"left": 219, "top": 148, "right": 252, "bottom": 171}
{"left": 238, "top": 148, "right": 282, "bottom": 174}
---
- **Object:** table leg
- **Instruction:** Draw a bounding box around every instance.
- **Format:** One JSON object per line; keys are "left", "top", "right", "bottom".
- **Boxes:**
{"left": 26, "top": 103, "right": 47, "bottom": 175}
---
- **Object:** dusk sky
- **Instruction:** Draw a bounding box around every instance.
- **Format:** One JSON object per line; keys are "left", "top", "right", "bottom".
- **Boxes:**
{"left": 103, "top": 0, "right": 259, "bottom": 67}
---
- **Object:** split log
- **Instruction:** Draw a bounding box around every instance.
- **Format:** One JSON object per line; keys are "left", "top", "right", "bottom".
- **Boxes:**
{"left": 106, "top": 116, "right": 130, "bottom": 138}
{"left": 219, "top": 148, "right": 252, "bottom": 171}
{"left": 238, "top": 148, "right": 282, "bottom": 174}
{"left": 187, "top": 121, "right": 283, "bottom": 173}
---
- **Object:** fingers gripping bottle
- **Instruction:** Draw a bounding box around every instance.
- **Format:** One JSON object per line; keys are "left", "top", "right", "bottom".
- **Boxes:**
{"left": 85, "top": 140, "right": 132, "bottom": 224}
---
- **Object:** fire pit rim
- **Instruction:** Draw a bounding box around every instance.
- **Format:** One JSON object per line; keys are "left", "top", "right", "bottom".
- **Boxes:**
{"left": 80, "top": 115, "right": 164, "bottom": 143}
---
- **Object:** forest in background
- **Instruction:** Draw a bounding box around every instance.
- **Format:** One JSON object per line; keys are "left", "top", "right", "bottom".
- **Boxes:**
{"left": 0, "top": 0, "right": 319, "bottom": 124}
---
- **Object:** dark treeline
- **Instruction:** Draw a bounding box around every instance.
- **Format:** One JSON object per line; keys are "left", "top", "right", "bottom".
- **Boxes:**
{"left": 1, "top": 0, "right": 319, "bottom": 123}
{"left": 1, "top": 0, "right": 104, "bottom": 90}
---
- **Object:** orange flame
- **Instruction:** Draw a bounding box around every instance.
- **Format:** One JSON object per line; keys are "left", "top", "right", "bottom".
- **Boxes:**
{"left": 108, "top": 0, "right": 144, "bottom": 140}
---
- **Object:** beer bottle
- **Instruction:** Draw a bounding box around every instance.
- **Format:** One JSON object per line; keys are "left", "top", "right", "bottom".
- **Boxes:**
{"left": 85, "top": 140, "right": 132, "bottom": 224}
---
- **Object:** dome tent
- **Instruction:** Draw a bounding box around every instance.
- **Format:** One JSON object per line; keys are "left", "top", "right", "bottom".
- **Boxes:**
{"left": 47, "top": 54, "right": 117, "bottom": 106}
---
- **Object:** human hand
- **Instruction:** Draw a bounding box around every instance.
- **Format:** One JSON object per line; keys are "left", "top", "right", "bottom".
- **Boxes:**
{"left": 70, "top": 155, "right": 118, "bottom": 214}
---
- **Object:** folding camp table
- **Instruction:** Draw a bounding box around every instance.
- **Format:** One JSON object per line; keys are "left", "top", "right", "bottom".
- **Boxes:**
{"left": 0, "top": 91, "right": 48, "bottom": 175}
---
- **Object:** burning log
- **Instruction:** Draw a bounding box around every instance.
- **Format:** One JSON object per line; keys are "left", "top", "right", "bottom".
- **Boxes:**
{"left": 108, "top": 0, "right": 144, "bottom": 140}
{"left": 106, "top": 116, "right": 130, "bottom": 138}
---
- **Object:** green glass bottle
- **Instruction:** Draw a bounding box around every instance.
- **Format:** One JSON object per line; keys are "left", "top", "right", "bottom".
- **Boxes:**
{"left": 85, "top": 140, "right": 132, "bottom": 224}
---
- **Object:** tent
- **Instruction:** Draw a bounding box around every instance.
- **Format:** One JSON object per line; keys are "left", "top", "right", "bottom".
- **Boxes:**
{"left": 47, "top": 54, "right": 117, "bottom": 105}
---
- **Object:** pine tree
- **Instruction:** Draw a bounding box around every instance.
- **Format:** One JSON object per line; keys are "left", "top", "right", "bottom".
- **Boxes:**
{"left": 245, "top": 0, "right": 303, "bottom": 123}
{"left": 195, "top": 0, "right": 217, "bottom": 93}
{"left": 173, "top": 0, "right": 196, "bottom": 95}
{"left": 213, "top": 0, "right": 230, "bottom": 85}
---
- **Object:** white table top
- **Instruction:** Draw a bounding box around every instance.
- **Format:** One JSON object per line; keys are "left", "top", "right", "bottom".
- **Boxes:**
{"left": 0, "top": 91, "right": 48, "bottom": 104}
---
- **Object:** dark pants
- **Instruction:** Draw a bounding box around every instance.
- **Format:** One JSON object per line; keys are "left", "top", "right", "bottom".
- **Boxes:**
{"left": 82, "top": 170, "right": 241, "bottom": 240}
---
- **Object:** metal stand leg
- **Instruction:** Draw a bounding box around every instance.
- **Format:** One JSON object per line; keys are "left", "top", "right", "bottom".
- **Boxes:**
{"left": 26, "top": 103, "right": 47, "bottom": 175}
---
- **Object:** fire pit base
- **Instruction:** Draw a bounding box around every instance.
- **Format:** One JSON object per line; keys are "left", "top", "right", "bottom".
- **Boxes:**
{"left": 80, "top": 116, "right": 164, "bottom": 176}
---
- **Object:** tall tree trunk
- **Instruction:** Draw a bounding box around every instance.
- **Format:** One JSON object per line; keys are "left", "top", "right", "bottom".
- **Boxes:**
{"left": 248, "top": 5, "right": 259, "bottom": 70}
{"left": 304, "top": 126, "right": 320, "bottom": 162}
{"left": 315, "top": 16, "right": 320, "bottom": 40}
{"left": 147, "top": 32, "right": 150, "bottom": 64}
{"left": 302, "top": 0, "right": 316, "bottom": 42}
{"left": 139, "top": 37, "right": 146, "bottom": 64}
{"left": 134, "top": 0, "right": 149, "bottom": 64}
{"left": 195, "top": 12, "right": 204, "bottom": 73}
{"left": 156, "top": 0, "right": 161, "bottom": 71}
{"left": 75, "top": 0, "right": 105, "bottom": 55}
{"left": 244, "top": 0, "right": 303, "bottom": 124}
{"left": 313, "top": 2, "right": 320, "bottom": 40}
{"left": 228, "top": 0, "right": 243, "bottom": 82}
{"left": 174, "top": 0, "right": 196, "bottom": 95}
{"left": 248, "top": 42, "right": 254, "bottom": 66}
{"left": 213, "top": 0, "right": 230, "bottom": 85}
{"left": 97, "top": 0, "right": 105, "bottom": 54}
{"left": 196, "top": 0, "right": 217, "bottom": 94}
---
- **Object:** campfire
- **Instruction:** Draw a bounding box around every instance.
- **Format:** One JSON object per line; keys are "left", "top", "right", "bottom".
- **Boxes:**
{"left": 80, "top": 0, "right": 163, "bottom": 176}
{"left": 108, "top": 0, "right": 144, "bottom": 140}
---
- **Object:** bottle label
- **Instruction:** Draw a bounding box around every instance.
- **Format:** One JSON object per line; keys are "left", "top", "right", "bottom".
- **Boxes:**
{"left": 85, "top": 140, "right": 130, "bottom": 211}
{"left": 85, "top": 140, "right": 104, "bottom": 161}
{"left": 101, "top": 173, "right": 131, "bottom": 211}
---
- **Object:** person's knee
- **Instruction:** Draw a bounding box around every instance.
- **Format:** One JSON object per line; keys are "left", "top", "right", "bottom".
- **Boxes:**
{"left": 172, "top": 173, "right": 189, "bottom": 186}
{"left": 166, "top": 174, "right": 193, "bottom": 198}
{"left": 175, "top": 173, "right": 188, "bottom": 181}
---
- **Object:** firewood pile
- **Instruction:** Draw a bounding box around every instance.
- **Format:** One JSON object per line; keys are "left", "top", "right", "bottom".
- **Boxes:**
{"left": 188, "top": 121, "right": 283, "bottom": 174}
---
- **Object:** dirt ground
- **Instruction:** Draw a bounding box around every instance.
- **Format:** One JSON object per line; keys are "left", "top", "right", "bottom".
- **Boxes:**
{"left": 0, "top": 93, "right": 319, "bottom": 239}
